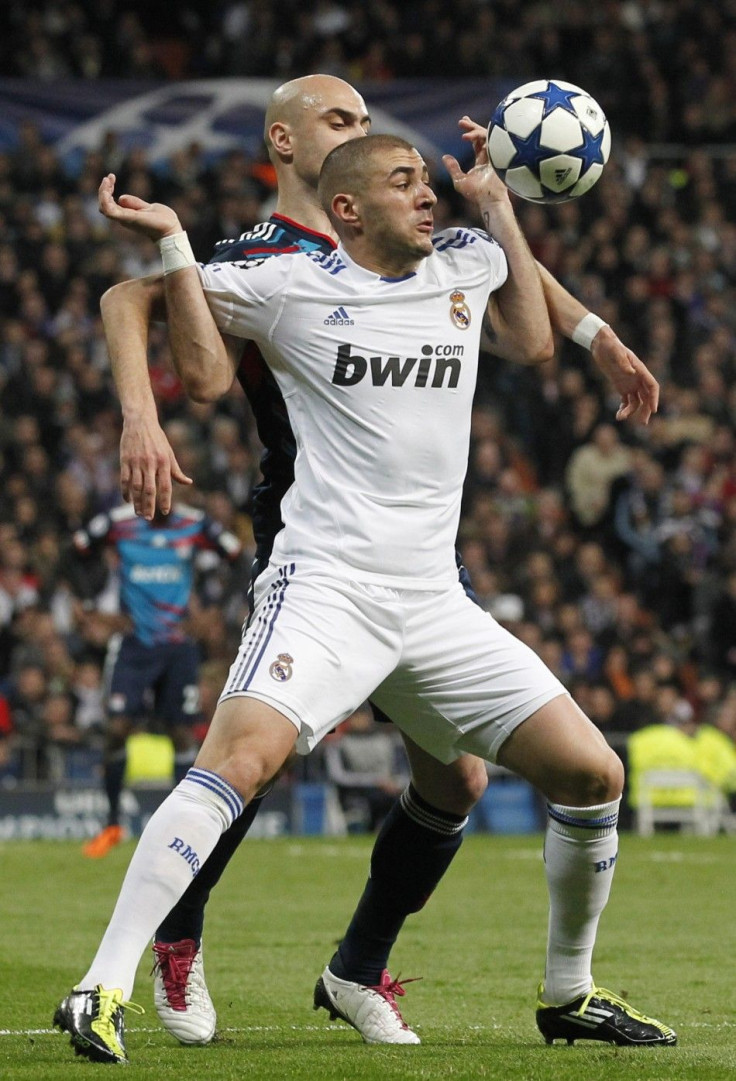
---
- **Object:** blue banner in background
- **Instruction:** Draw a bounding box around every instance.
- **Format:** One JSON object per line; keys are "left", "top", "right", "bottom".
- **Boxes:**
{"left": 0, "top": 77, "right": 512, "bottom": 174}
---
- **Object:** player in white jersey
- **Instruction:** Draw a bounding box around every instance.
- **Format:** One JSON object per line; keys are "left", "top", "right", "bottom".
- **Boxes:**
{"left": 95, "top": 75, "right": 659, "bottom": 1053}
{"left": 54, "top": 131, "right": 675, "bottom": 1064}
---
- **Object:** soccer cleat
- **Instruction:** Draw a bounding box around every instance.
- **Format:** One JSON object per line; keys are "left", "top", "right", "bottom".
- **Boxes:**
{"left": 536, "top": 983, "right": 677, "bottom": 1046}
{"left": 82, "top": 825, "right": 125, "bottom": 859}
{"left": 313, "top": 966, "right": 420, "bottom": 1045}
{"left": 152, "top": 938, "right": 216, "bottom": 1045}
{"left": 53, "top": 984, "right": 144, "bottom": 1064}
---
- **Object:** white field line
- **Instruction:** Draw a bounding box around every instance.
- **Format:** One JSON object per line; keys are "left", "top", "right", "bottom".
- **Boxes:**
{"left": 3, "top": 1023, "right": 356, "bottom": 1036}
{"left": 2, "top": 1020, "right": 735, "bottom": 1037}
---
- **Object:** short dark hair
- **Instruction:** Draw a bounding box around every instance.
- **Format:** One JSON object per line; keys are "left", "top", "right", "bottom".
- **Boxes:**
{"left": 317, "top": 133, "right": 417, "bottom": 214}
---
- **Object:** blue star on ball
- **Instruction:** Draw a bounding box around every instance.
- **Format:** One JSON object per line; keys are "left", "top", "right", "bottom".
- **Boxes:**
{"left": 528, "top": 81, "right": 581, "bottom": 117}
{"left": 577, "top": 125, "right": 607, "bottom": 170}
{"left": 506, "top": 123, "right": 546, "bottom": 173}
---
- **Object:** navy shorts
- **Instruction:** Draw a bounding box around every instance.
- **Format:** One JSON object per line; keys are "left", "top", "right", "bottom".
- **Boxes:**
{"left": 106, "top": 635, "right": 201, "bottom": 726}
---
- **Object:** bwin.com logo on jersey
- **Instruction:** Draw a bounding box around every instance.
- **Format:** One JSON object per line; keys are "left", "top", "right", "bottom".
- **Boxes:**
{"left": 324, "top": 306, "right": 354, "bottom": 326}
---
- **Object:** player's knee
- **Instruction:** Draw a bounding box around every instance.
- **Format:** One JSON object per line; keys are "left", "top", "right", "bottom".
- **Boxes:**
{"left": 562, "top": 748, "right": 624, "bottom": 807}
{"left": 196, "top": 699, "right": 298, "bottom": 802}
{"left": 104, "top": 720, "right": 131, "bottom": 753}
{"left": 452, "top": 757, "right": 488, "bottom": 810}
{"left": 413, "top": 756, "right": 488, "bottom": 816}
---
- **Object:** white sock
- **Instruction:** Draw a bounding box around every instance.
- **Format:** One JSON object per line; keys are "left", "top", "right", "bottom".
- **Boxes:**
{"left": 79, "top": 769, "right": 244, "bottom": 999}
{"left": 541, "top": 798, "right": 620, "bottom": 1006}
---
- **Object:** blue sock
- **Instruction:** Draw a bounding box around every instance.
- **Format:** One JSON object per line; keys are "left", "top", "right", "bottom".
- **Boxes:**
{"left": 329, "top": 785, "right": 467, "bottom": 985}
{"left": 155, "top": 794, "right": 265, "bottom": 944}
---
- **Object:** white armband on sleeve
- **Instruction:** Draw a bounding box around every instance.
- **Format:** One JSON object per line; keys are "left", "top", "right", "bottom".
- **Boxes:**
{"left": 158, "top": 231, "right": 196, "bottom": 275}
{"left": 571, "top": 312, "right": 608, "bottom": 350}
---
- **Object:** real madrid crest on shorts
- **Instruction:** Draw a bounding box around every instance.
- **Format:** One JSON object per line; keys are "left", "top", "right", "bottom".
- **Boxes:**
{"left": 269, "top": 653, "right": 294, "bottom": 681}
{"left": 449, "top": 290, "right": 471, "bottom": 329}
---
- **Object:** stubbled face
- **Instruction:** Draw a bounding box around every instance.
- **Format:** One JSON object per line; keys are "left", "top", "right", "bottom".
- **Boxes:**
{"left": 354, "top": 146, "right": 437, "bottom": 268}
{"left": 287, "top": 80, "right": 371, "bottom": 188}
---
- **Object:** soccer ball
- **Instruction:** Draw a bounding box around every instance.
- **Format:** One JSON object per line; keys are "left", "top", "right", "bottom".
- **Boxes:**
{"left": 487, "top": 79, "right": 610, "bottom": 204}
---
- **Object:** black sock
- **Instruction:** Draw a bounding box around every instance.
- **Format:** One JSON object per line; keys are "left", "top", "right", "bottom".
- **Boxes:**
{"left": 173, "top": 748, "right": 197, "bottom": 785}
{"left": 329, "top": 784, "right": 467, "bottom": 985}
{"left": 104, "top": 752, "right": 127, "bottom": 827}
{"left": 155, "top": 794, "right": 265, "bottom": 944}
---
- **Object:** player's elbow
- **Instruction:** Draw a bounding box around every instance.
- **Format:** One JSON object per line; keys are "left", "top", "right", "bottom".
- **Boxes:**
{"left": 100, "top": 275, "right": 165, "bottom": 322}
{"left": 534, "top": 329, "right": 556, "bottom": 364}
{"left": 178, "top": 363, "right": 233, "bottom": 403}
{"left": 519, "top": 327, "right": 555, "bottom": 366}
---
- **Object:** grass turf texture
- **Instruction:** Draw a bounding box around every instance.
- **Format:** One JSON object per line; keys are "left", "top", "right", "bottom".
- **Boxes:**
{"left": 1, "top": 833, "right": 734, "bottom": 1080}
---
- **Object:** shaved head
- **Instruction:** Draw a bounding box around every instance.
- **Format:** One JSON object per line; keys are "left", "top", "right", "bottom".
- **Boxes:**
{"left": 264, "top": 74, "right": 368, "bottom": 156}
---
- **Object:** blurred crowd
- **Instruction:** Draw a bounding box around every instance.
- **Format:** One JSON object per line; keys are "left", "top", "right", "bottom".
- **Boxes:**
{"left": 2, "top": 0, "right": 736, "bottom": 797}
{"left": 3, "top": 1, "right": 736, "bottom": 144}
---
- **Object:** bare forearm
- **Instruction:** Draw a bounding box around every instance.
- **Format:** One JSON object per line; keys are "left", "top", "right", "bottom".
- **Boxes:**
{"left": 481, "top": 199, "right": 553, "bottom": 364}
{"left": 536, "top": 261, "right": 591, "bottom": 338}
{"left": 100, "top": 276, "right": 163, "bottom": 421}
{"left": 163, "top": 264, "right": 234, "bottom": 402}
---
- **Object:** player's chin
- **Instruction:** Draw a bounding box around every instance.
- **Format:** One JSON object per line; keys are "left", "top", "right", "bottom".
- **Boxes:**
{"left": 413, "top": 228, "right": 434, "bottom": 252}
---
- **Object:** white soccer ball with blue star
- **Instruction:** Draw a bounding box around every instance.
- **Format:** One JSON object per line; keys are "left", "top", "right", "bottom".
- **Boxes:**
{"left": 487, "top": 79, "right": 610, "bottom": 204}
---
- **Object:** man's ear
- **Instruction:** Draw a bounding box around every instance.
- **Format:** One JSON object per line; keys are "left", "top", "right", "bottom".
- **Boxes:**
{"left": 331, "top": 193, "right": 360, "bottom": 227}
{"left": 268, "top": 121, "right": 293, "bottom": 162}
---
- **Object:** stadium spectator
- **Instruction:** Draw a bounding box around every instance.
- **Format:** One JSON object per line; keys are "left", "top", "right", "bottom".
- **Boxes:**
{"left": 565, "top": 422, "right": 633, "bottom": 533}
{"left": 324, "top": 705, "right": 409, "bottom": 831}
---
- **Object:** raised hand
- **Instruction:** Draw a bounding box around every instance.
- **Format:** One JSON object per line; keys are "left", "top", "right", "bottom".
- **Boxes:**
{"left": 98, "top": 173, "right": 182, "bottom": 241}
{"left": 442, "top": 115, "right": 511, "bottom": 206}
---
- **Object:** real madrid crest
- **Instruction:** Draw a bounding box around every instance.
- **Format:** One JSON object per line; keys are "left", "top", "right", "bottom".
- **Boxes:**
{"left": 449, "top": 290, "right": 471, "bottom": 330}
{"left": 269, "top": 653, "right": 294, "bottom": 681}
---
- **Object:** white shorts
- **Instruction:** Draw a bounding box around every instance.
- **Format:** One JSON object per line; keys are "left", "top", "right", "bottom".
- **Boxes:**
{"left": 219, "top": 562, "right": 566, "bottom": 763}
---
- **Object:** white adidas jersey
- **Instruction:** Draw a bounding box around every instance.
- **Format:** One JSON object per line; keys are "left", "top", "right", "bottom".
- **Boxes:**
{"left": 198, "top": 227, "right": 507, "bottom": 588}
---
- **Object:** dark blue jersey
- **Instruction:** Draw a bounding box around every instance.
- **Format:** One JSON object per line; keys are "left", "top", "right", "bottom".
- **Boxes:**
{"left": 74, "top": 504, "right": 241, "bottom": 646}
{"left": 209, "top": 214, "right": 336, "bottom": 560}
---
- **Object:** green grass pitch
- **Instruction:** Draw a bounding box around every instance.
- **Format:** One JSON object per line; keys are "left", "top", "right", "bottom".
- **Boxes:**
{"left": 1, "top": 832, "right": 735, "bottom": 1080}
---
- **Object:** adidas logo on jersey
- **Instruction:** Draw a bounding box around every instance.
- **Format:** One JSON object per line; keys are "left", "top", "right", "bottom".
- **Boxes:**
{"left": 331, "top": 342, "right": 464, "bottom": 389}
{"left": 324, "top": 306, "right": 354, "bottom": 326}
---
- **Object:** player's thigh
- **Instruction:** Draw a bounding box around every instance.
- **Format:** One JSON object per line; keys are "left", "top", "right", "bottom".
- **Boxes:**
{"left": 195, "top": 694, "right": 300, "bottom": 798}
{"left": 401, "top": 734, "right": 488, "bottom": 815}
{"left": 496, "top": 694, "right": 624, "bottom": 805}
{"left": 155, "top": 641, "right": 202, "bottom": 728}
{"left": 106, "top": 634, "right": 155, "bottom": 721}
{"left": 220, "top": 564, "right": 402, "bottom": 754}
{"left": 373, "top": 586, "right": 566, "bottom": 765}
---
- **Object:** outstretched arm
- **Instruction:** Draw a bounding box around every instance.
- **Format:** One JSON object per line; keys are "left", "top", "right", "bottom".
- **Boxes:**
{"left": 100, "top": 275, "right": 192, "bottom": 519}
{"left": 536, "top": 262, "right": 659, "bottom": 424}
{"left": 443, "top": 123, "right": 554, "bottom": 366}
{"left": 458, "top": 117, "right": 659, "bottom": 425}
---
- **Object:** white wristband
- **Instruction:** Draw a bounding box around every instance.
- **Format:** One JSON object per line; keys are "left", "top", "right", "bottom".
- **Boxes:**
{"left": 158, "top": 231, "right": 196, "bottom": 275}
{"left": 571, "top": 313, "right": 608, "bottom": 350}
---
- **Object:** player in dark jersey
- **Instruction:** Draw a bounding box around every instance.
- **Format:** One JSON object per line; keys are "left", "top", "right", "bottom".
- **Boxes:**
{"left": 75, "top": 75, "right": 661, "bottom": 1060}
{"left": 75, "top": 503, "right": 241, "bottom": 861}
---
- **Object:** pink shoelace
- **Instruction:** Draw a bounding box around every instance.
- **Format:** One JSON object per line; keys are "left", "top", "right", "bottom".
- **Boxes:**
{"left": 151, "top": 940, "right": 197, "bottom": 1011}
{"left": 369, "top": 971, "right": 421, "bottom": 1028}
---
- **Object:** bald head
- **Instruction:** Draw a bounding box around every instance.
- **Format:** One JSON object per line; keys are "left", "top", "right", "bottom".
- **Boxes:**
{"left": 264, "top": 74, "right": 369, "bottom": 160}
